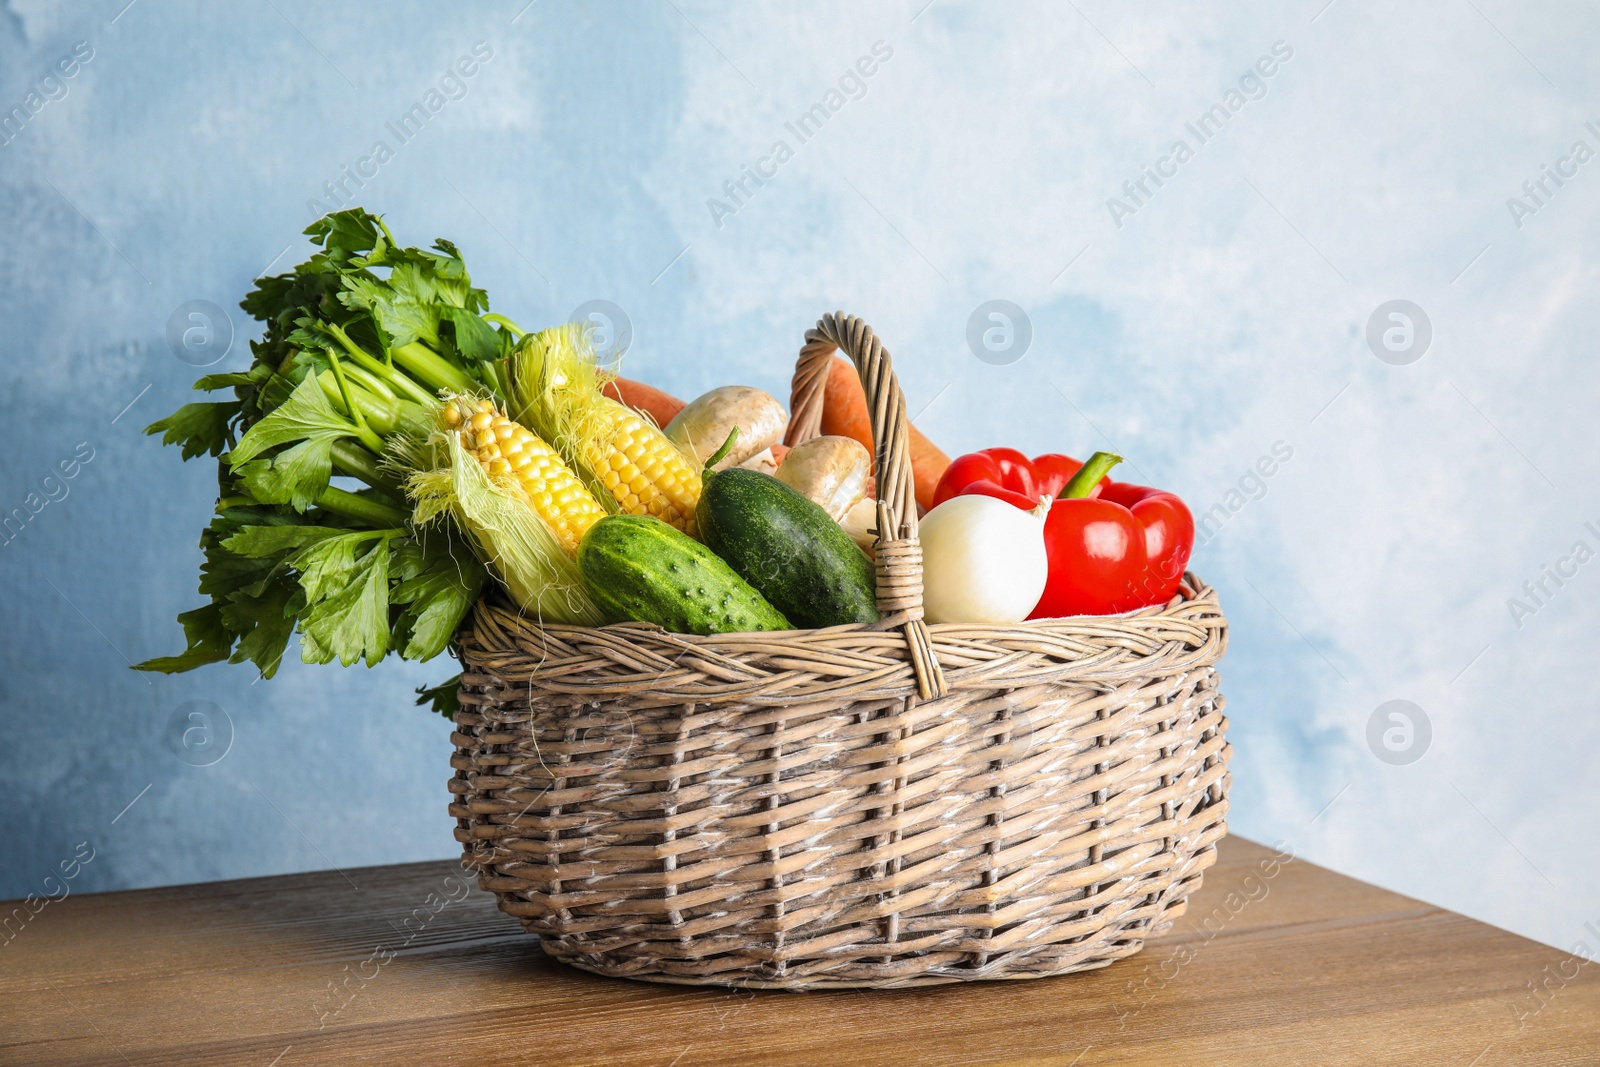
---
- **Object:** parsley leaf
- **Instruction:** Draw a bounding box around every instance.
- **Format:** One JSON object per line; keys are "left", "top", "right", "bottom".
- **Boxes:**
{"left": 131, "top": 604, "right": 232, "bottom": 674}
{"left": 228, "top": 374, "right": 362, "bottom": 511}
{"left": 298, "top": 535, "right": 392, "bottom": 667}
{"left": 144, "top": 401, "right": 241, "bottom": 460}
{"left": 415, "top": 675, "right": 463, "bottom": 718}
{"left": 390, "top": 535, "right": 485, "bottom": 661}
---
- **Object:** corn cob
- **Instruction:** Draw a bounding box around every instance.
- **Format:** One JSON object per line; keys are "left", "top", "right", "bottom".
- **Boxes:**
{"left": 442, "top": 399, "right": 606, "bottom": 556}
{"left": 587, "top": 396, "right": 703, "bottom": 537}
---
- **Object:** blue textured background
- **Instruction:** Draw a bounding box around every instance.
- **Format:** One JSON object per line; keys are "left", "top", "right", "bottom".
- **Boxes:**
{"left": 3, "top": 0, "right": 1597, "bottom": 954}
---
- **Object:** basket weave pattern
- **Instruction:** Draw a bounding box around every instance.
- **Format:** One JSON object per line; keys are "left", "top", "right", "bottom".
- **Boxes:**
{"left": 450, "top": 313, "right": 1230, "bottom": 989}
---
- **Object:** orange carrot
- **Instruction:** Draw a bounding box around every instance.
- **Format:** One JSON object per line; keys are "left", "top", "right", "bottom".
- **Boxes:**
{"left": 817, "top": 357, "right": 950, "bottom": 513}
{"left": 602, "top": 376, "right": 686, "bottom": 428}
{"left": 818, "top": 358, "right": 874, "bottom": 454}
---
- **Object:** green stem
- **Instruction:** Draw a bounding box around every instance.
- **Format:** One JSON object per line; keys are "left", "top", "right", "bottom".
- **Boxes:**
{"left": 324, "top": 351, "right": 387, "bottom": 454}
{"left": 330, "top": 439, "right": 405, "bottom": 496}
{"left": 326, "top": 323, "right": 435, "bottom": 406}
{"left": 374, "top": 216, "right": 399, "bottom": 253}
{"left": 702, "top": 426, "right": 740, "bottom": 474}
{"left": 342, "top": 360, "right": 398, "bottom": 403}
{"left": 393, "top": 341, "right": 475, "bottom": 396}
{"left": 480, "top": 360, "right": 508, "bottom": 402}
{"left": 316, "top": 485, "right": 409, "bottom": 527}
{"left": 315, "top": 371, "right": 401, "bottom": 440}
{"left": 1059, "top": 451, "right": 1122, "bottom": 499}
{"left": 483, "top": 313, "right": 526, "bottom": 339}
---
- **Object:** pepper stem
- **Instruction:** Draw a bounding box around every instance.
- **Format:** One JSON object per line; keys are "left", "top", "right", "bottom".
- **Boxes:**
{"left": 1059, "top": 451, "right": 1121, "bottom": 499}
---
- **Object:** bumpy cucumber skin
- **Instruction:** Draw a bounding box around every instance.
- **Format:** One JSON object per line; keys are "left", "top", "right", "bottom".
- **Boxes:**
{"left": 697, "top": 468, "right": 880, "bottom": 629}
{"left": 578, "top": 515, "right": 790, "bottom": 634}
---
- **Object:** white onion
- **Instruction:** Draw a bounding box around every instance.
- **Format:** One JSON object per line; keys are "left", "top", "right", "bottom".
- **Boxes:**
{"left": 918, "top": 494, "right": 1048, "bottom": 624}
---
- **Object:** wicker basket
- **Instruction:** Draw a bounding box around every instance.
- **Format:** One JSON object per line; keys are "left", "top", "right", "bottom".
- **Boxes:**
{"left": 449, "top": 312, "right": 1230, "bottom": 989}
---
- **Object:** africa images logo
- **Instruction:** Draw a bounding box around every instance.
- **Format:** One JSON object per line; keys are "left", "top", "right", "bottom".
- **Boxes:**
{"left": 1106, "top": 41, "right": 1293, "bottom": 229}
{"left": 0, "top": 41, "right": 94, "bottom": 147}
{"left": 706, "top": 41, "right": 894, "bottom": 228}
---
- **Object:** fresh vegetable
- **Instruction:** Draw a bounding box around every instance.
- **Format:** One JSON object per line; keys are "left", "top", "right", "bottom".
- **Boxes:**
{"left": 837, "top": 499, "right": 879, "bottom": 556}
{"left": 775, "top": 435, "right": 877, "bottom": 555}
{"left": 918, "top": 493, "right": 1049, "bottom": 624}
{"left": 510, "top": 324, "right": 703, "bottom": 536}
{"left": 935, "top": 448, "right": 1195, "bottom": 616}
{"left": 696, "top": 467, "right": 879, "bottom": 628}
{"left": 1029, "top": 453, "right": 1195, "bottom": 617}
{"left": 790, "top": 356, "right": 951, "bottom": 512}
{"left": 775, "top": 435, "right": 872, "bottom": 521}
{"left": 602, "top": 376, "right": 685, "bottom": 428}
{"left": 136, "top": 209, "right": 517, "bottom": 681}
{"left": 1096, "top": 478, "right": 1194, "bottom": 606}
{"left": 407, "top": 402, "right": 602, "bottom": 627}
{"left": 665, "top": 386, "right": 788, "bottom": 471}
{"left": 578, "top": 515, "right": 789, "bottom": 634}
{"left": 736, "top": 445, "right": 784, "bottom": 477}
{"left": 441, "top": 398, "right": 606, "bottom": 555}
{"left": 593, "top": 398, "right": 703, "bottom": 533}
{"left": 931, "top": 448, "right": 1095, "bottom": 510}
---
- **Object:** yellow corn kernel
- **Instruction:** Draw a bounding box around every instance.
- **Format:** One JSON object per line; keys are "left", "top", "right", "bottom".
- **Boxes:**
{"left": 456, "top": 405, "right": 606, "bottom": 556}
{"left": 586, "top": 398, "right": 701, "bottom": 536}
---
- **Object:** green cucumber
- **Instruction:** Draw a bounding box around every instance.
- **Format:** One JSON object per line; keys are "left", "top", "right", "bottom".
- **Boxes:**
{"left": 696, "top": 468, "right": 879, "bottom": 629}
{"left": 578, "top": 515, "right": 790, "bottom": 634}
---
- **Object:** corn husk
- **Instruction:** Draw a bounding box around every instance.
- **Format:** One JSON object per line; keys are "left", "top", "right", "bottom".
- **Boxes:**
{"left": 406, "top": 418, "right": 602, "bottom": 626}
{"left": 508, "top": 322, "right": 703, "bottom": 536}
{"left": 505, "top": 323, "right": 618, "bottom": 506}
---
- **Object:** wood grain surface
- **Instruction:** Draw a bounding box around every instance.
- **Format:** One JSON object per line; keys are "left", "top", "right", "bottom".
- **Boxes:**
{"left": 2, "top": 837, "right": 1595, "bottom": 1066}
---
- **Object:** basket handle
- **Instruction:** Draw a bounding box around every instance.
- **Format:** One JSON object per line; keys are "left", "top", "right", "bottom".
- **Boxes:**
{"left": 784, "top": 312, "right": 948, "bottom": 700}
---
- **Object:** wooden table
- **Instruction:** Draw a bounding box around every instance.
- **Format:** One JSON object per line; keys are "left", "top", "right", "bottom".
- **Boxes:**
{"left": 3, "top": 837, "right": 1595, "bottom": 1066}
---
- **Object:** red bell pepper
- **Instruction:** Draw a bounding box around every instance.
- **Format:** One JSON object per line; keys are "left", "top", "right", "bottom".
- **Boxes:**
{"left": 1094, "top": 476, "right": 1195, "bottom": 609}
{"left": 932, "top": 448, "right": 1194, "bottom": 616}
{"left": 931, "top": 448, "right": 1098, "bottom": 511}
